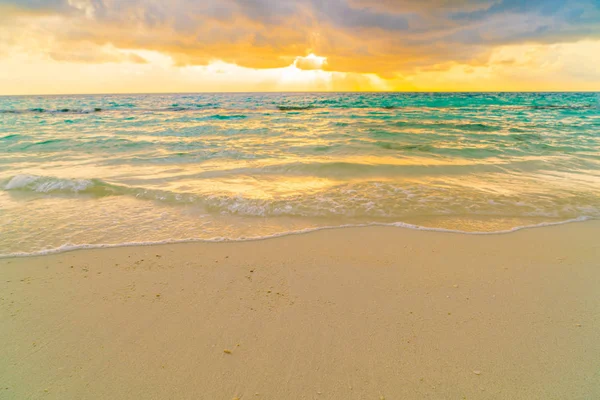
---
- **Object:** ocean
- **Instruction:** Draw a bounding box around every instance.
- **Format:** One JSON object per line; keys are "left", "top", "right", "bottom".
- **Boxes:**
{"left": 1, "top": 92, "right": 599, "bottom": 256}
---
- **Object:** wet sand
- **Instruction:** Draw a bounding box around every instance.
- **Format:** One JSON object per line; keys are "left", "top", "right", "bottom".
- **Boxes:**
{"left": 1, "top": 222, "right": 599, "bottom": 399}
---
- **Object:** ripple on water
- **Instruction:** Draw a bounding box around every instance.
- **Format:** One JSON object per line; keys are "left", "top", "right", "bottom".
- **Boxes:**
{"left": 1, "top": 92, "right": 599, "bottom": 255}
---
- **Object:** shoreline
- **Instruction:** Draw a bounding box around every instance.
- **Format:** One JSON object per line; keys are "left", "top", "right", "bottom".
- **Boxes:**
{"left": 1, "top": 221, "right": 599, "bottom": 399}
{"left": 0, "top": 215, "right": 593, "bottom": 259}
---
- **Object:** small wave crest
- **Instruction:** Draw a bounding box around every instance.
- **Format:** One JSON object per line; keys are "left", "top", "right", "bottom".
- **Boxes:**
{"left": 277, "top": 105, "right": 314, "bottom": 111}
{"left": 206, "top": 114, "right": 247, "bottom": 120}
{"left": 4, "top": 175, "right": 94, "bottom": 193}
{"left": 529, "top": 104, "right": 597, "bottom": 110}
{"left": 375, "top": 142, "right": 433, "bottom": 152}
{"left": 0, "top": 108, "right": 103, "bottom": 114}
{"left": 0, "top": 134, "right": 20, "bottom": 140}
{"left": 0, "top": 106, "right": 228, "bottom": 115}
{"left": 2, "top": 174, "right": 199, "bottom": 202}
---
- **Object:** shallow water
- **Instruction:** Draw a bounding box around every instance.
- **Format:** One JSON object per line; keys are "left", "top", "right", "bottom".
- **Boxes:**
{"left": 1, "top": 92, "right": 599, "bottom": 255}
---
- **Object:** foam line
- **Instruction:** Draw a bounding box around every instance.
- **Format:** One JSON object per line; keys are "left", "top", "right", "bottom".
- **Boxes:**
{"left": 0, "top": 216, "right": 592, "bottom": 259}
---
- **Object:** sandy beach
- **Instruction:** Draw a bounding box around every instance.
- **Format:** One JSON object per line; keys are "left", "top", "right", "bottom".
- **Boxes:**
{"left": 3, "top": 0, "right": 600, "bottom": 398}
{"left": 1, "top": 221, "right": 599, "bottom": 400}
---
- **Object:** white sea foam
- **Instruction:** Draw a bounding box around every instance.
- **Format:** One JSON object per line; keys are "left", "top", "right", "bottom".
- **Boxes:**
{"left": 2, "top": 93, "right": 599, "bottom": 258}
{"left": 4, "top": 174, "right": 93, "bottom": 193}
{"left": 0, "top": 216, "right": 592, "bottom": 259}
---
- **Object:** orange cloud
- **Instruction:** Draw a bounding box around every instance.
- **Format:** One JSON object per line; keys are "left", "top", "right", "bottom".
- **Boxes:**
{"left": 1, "top": 0, "right": 600, "bottom": 93}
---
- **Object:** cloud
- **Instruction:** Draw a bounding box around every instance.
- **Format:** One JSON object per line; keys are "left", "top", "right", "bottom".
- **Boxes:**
{"left": 295, "top": 54, "right": 327, "bottom": 70}
{"left": 0, "top": 0, "right": 66, "bottom": 12}
{"left": 48, "top": 43, "right": 148, "bottom": 63}
{"left": 396, "top": 39, "right": 600, "bottom": 91}
{"left": 0, "top": 0, "right": 600, "bottom": 92}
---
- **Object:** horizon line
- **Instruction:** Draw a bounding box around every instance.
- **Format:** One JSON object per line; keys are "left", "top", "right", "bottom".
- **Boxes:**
{"left": 1, "top": 90, "right": 600, "bottom": 97}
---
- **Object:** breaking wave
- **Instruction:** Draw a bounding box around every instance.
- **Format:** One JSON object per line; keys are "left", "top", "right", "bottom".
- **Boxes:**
{"left": 4, "top": 174, "right": 600, "bottom": 222}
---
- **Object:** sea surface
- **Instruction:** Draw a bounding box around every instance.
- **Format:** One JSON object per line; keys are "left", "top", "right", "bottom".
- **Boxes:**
{"left": 1, "top": 92, "right": 599, "bottom": 256}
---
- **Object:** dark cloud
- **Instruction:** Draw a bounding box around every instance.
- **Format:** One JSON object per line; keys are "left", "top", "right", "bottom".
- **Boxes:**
{"left": 0, "top": 0, "right": 65, "bottom": 8}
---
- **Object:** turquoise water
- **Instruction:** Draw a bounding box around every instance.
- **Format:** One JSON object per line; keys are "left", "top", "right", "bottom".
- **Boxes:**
{"left": 1, "top": 92, "right": 599, "bottom": 255}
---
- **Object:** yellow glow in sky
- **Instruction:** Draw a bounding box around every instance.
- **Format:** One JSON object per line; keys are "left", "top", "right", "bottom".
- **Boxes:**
{"left": 1, "top": 1, "right": 600, "bottom": 94}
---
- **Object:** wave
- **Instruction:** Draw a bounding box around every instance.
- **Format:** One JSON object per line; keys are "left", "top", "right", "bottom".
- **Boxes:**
{"left": 2, "top": 174, "right": 202, "bottom": 203}
{"left": 0, "top": 216, "right": 593, "bottom": 259}
{"left": 375, "top": 142, "right": 433, "bottom": 152}
{"left": 205, "top": 114, "right": 247, "bottom": 120}
{"left": 4, "top": 175, "right": 99, "bottom": 193}
{"left": 510, "top": 133, "right": 543, "bottom": 142}
{"left": 188, "top": 161, "right": 516, "bottom": 178}
{"left": 168, "top": 103, "right": 219, "bottom": 111}
{"left": 387, "top": 120, "right": 503, "bottom": 132}
{"left": 4, "top": 174, "right": 600, "bottom": 221}
{"left": 453, "top": 123, "right": 501, "bottom": 132}
{"left": 1, "top": 175, "right": 200, "bottom": 204}
{"left": 0, "top": 134, "right": 20, "bottom": 140}
{"left": 528, "top": 104, "right": 596, "bottom": 110}
{"left": 0, "top": 105, "right": 223, "bottom": 115}
{"left": 0, "top": 108, "right": 104, "bottom": 114}
{"left": 277, "top": 105, "right": 314, "bottom": 111}
{"left": 0, "top": 103, "right": 595, "bottom": 116}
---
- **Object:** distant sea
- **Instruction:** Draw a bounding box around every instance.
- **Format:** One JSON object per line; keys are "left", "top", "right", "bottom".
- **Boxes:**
{"left": 1, "top": 92, "right": 599, "bottom": 256}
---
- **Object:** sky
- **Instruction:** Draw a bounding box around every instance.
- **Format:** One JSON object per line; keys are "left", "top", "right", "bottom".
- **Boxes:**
{"left": 1, "top": 0, "right": 600, "bottom": 94}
